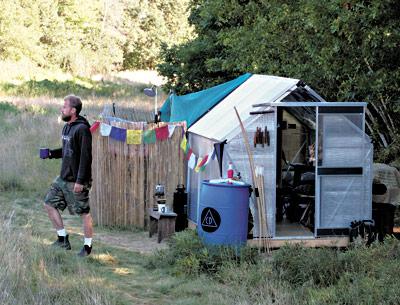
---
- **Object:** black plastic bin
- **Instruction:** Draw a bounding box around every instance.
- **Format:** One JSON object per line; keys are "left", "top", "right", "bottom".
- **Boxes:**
{"left": 372, "top": 202, "right": 396, "bottom": 241}
{"left": 173, "top": 184, "right": 188, "bottom": 232}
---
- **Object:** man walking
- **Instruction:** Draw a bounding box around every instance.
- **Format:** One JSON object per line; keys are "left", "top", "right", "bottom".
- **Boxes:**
{"left": 43, "top": 95, "right": 93, "bottom": 257}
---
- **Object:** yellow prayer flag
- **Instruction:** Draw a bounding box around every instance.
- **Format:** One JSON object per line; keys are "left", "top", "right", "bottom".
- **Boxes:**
{"left": 126, "top": 130, "right": 142, "bottom": 145}
{"left": 180, "top": 137, "right": 188, "bottom": 152}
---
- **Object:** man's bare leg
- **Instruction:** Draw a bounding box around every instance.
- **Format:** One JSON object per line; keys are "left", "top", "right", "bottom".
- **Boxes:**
{"left": 44, "top": 203, "right": 64, "bottom": 230}
{"left": 44, "top": 203, "right": 70, "bottom": 249}
{"left": 81, "top": 213, "right": 93, "bottom": 238}
{"left": 79, "top": 213, "right": 93, "bottom": 256}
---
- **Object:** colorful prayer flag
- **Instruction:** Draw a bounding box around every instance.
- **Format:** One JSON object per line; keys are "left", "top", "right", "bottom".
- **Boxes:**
{"left": 109, "top": 126, "right": 126, "bottom": 142}
{"left": 188, "top": 153, "right": 196, "bottom": 169}
{"left": 126, "top": 130, "right": 142, "bottom": 145}
{"left": 204, "top": 152, "right": 213, "bottom": 166}
{"left": 143, "top": 129, "right": 156, "bottom": 144}
{"left": 100, "top": 123, "right": 112, "bottom": 136}
{"left": 155, "top": 125, "right": 169, "bottom": 141}
{"left": 186, "top": 148, "right": 193, "bottom": 160}
{"left": 168, "top": 125, "right": 176, "bottom": 138}
{"left": 90, "top": 121, "right": 100, "bottom": 133}
{"left": 180, "top": 137, "right": 188, "bottom": 153}
{"left": 181, "top": 126, "right": 185, "bottom": 137}
{"left": 214, "top": 140, "right": 227, "bottom": 177}
{"left": 198, "top": 155, "right": 208, "bottom": 168}
{"left": 195, "top": 155, "right": 209, "bottom": 172}
{"left": 210, "top": 148, "right": 216, "bottom": 160}
{"left": 194, "top": 157, "right": 203, "bottom": 172}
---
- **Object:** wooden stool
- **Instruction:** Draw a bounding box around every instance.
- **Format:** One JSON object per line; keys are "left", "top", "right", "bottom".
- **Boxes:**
{"left": 148, "top": 209, "right": 177, "bottom": 243}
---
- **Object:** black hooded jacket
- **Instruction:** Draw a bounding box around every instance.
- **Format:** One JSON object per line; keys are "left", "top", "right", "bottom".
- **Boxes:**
{"left": 50, "top": 116, "right": 92, "bottom": 184}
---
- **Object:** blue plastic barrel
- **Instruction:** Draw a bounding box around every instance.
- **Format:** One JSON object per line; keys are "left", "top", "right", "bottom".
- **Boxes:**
{"left": 197, "top": 180, "right": 250, "bottom": 247}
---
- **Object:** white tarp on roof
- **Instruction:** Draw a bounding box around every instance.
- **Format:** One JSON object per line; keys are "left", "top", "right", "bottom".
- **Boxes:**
{"left": 188, "top": 74, "right": 299, "bottom": 141}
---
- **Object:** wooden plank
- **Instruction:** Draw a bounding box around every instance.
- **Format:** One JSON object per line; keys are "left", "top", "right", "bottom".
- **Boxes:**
{"left": 143, "top": 131, "right": 148, "bottom": 228}
{"left": 122, "top": 122, "right": 127, "bottom": 227}
{"left": 247, "top": 237, "right": 349, "bottom": 248}
{"left": 144, "top": 121, "right": 148, "bottom": 226}
{"left": 137, "top": 122, "right": 143, "bottom": 227}
{"left": 133, "top": 122, "right": 138, "bottom": 227}
{"left": 106, "top": 136, "right": 112, "bottom": 226}
{"left": 91, "top": 131, "right": 98, "bottom": 224}
{"left": 187, "top": 220, "right": 348, "bottom": 248}
{"left": 139, "top": 122, "right": 145, "bottom": 227}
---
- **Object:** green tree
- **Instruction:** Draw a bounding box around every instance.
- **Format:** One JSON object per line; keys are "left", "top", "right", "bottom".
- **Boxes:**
{"left": 121, "top": 0, "right": 192, "bottom": 70}
{"left": 0, "top": 0, "right": 192, "bottom": 75}
{"left": 54, "top": 0, "right": 125, "bottom": 75}
{"left": 0, "top": 0, "right": 43, "bottom": 63}
{"left": 158, "top": 0, "right": 400, "bottom": 162}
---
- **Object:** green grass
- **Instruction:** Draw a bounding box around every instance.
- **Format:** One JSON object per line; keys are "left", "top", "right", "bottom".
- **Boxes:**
{"left": 0, "top": 101, "right": 61, "bottom": 192}
{"left": 0, "top": 60, "right": 153, "bottom": 99}
{"left": 0, "top": 78, "right": 148, "bottom": 99}
{"left": 0, "top": 192, "right": 232, "bottom": 305}
{"left": 144, "top": 227, "right": 400, "bottom": 305}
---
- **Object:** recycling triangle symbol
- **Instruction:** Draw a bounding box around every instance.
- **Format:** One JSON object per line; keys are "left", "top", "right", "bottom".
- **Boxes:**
{"left": 202, "top": 209, "right": 218, "bottom": 227}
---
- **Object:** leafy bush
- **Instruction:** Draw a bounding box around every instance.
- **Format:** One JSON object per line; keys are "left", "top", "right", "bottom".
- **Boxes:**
{"left": 146, "top": 229, "right": 259, "bottom": 276}
{"left": 0, "top": 102, "right": 20, "bottom": 115}
{"left": 272, "top": 238, "right": 400, "bottom": 301}
{"left": 305, "top": 240, "right": 400, "bottom": 305}
{"left": 273, "top": 245, "right": 343, "bottom": 287}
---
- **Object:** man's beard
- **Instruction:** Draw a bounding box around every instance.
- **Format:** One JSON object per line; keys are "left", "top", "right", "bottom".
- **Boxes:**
{"left": 61, "top": 114, "right": 72, "bottom": 122}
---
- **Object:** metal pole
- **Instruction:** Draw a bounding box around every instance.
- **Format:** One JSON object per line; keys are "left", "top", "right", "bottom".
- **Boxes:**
{"left": 155, "top": 87, "right": 158, "bottom": 115}
{"left": 314, "top": 106, "right": 320, "bottom": 235}
{"left": 154, "top": 87, "right": 159, "bottom": 123}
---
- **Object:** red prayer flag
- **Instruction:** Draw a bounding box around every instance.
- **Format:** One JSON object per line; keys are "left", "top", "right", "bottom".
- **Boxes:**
{"left": 90, "top": 121, "right": 100, "bottom": 133}
{"left": 155, "top": 125, "right": 169, "bottom": 141}
{"left": 186, "top": 148, "right": 193, "bottom": 160}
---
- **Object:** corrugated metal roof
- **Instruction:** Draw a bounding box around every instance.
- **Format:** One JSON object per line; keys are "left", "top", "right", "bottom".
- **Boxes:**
{"left": 188, "top": 74, "right": 299, "bottom": 141}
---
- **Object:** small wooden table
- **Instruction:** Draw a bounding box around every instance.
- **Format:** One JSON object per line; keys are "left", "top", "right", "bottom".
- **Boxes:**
{"left": 148, "top": 209, "right": 177, "bottom": 243}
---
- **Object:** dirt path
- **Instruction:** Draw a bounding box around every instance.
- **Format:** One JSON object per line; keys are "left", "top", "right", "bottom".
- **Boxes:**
{"left": 77, "top": 229, "right": 168, "bottom": 254}
{"left": 59, "top": 214, "right": 169, "bottom": 254}
{"left": 8, "top": 196, "right": 168, "bottom": 255}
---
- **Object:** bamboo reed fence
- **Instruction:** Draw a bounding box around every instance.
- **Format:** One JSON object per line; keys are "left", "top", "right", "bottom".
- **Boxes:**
{"left": 91, "top": 117, "right": 186, "bottom": 229}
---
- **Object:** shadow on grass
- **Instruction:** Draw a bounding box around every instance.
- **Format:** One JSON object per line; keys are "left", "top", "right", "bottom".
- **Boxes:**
{"left": 0, "top": 78, "right": 148, "bottom": 99}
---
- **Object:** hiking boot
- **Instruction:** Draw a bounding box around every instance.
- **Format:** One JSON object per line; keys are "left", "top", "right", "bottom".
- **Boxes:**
{"left": 52, "top": 235, "right": 71, "bottom": 250}
{"left": 78, "top": 245, "right": 92, "bottom": 257}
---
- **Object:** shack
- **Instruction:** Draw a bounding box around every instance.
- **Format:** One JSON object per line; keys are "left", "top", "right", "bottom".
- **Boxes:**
{"left": 161, "top": 74, "right": 373, "bottom": 246}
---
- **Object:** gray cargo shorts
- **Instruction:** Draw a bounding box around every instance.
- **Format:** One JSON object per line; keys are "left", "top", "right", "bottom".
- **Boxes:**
{"left": 44, "top": 176, "right": 91, "bottom": 215}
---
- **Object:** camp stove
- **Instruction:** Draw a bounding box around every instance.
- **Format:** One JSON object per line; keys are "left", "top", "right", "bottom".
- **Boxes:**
{"left": 153, "top": 184, "right": 166, "bottom": 210}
